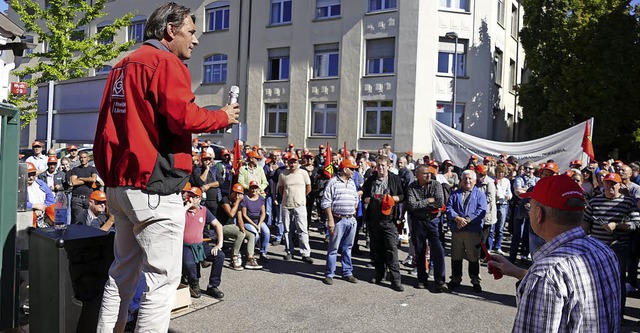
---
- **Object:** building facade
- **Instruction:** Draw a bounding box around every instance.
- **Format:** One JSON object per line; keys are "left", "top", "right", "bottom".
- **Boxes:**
{"left": 8, "top": 0, "right": 525, "bottom": 155}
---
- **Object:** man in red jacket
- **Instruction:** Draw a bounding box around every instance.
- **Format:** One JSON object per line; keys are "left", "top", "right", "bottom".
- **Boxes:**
{"left": 93, "top": 3, "right": 239, "bottom": 332}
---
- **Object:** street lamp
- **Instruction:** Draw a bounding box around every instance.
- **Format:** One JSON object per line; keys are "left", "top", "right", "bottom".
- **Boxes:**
{"left": 445, "top": 31, "right": 459, "bottom": 130}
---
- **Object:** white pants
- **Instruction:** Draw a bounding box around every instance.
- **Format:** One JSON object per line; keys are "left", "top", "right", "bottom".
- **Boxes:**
{"left": 282, "top": 206, "right": 311, "bottom": 257}
{"left": 97, "top": 187, "right": 185, "bottom": 333}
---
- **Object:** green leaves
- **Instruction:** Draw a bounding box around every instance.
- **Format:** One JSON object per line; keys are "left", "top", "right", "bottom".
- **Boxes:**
{"left": 520, "top": 0, "right": 640, "bottom": 159}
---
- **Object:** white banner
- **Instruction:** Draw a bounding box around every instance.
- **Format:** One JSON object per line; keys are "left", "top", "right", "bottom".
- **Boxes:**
{"left": 431, "top": 119, "right": 590, "bottom": 172}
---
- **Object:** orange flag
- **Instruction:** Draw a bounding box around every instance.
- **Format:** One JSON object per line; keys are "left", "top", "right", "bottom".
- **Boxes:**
{"left": 323, "top": 142, "right": 333, "bottom": 178}
{"left": 582, "top": 118, "right": 595, "bottom": 160}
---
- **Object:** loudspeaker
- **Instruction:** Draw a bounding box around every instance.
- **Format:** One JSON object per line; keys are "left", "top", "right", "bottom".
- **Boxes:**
{"left": 29, "top": 225, "right": 114, "bottom": 333}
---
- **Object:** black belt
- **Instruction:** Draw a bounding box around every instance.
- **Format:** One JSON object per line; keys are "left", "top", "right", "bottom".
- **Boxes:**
{"left": 333, "top": 214, "right": 354, "bottom": 219}
{"left": 72, "top": 194, "right": 87, "bottom": 199}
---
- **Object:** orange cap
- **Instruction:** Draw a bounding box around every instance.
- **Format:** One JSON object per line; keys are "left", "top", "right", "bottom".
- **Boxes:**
{"left": 252, "top": 145, "right": 259, "bottom": 151}
{"left": 201, "top": 151, "right": 213, "bottom": 160}
{"left": 570, "top": 159, "right": 582, "bottom": 166}
{"left": 475, "top": 164, "right": 488, "bottom": 175}
{"left": 186, "top": 187, "right": 202, "bottom": 197}
{"left": 339, "top": 159, "right": 358, "bottom": 170}
{"left": 221, "top": 148, "right": 231, "bottom": 156}
{"left": 47, "top": 156, "right": 58, "bottom": 164}
{"left": 90, "top": 190, "right": 107, "bottom": 201}
{"left": 232, "top": 183, "right": 244, "bottom": 193}
{"left": 183, "top": 182, "right": 192, "bottom": 192}
{"left": 249, "top": 180, "right": 259, "bottom": 188}
{"left": 68, "top": 145, "right": 78, "bottom": 151}
{"left": 427, "top": 166, "right": 437, "bottom": 175}
{"left": 381, "top": 194, "right": 395, "bottom": 216}
{"left": 247, "top": 151, "right": 259, "bottom": 159}
{"left": 27, "top": 162, "right": 37, "bottom": 174}
{"left": 542, "top": 162, "right": 559, "bottom": 174}
{"left": 603, "top": 173, "right": 622, "bottom": 183}
{"left": 32, "top": 141, "right": 43, "bottom": 147}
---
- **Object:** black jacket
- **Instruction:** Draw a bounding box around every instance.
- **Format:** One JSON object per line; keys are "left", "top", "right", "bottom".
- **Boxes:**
{"left": 362, "top": 171, "right": 404, "bottom": 222}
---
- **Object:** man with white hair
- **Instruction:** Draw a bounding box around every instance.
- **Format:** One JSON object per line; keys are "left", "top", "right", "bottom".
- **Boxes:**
{"left": 446, "top": 169, "right": 486, "bottom": 291}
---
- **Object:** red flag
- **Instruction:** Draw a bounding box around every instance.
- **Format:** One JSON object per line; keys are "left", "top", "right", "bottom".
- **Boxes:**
{"left": 582, "top": 119, "right": 595, "bottom": 160}
{"left": 233, "top": 139, "right": 242, "bottom": 183}
{"left": 323, "top": 142, "right": 333, "bottom": 178}
{"left": 343, "top": 141, "right": 347, "bottom": 159}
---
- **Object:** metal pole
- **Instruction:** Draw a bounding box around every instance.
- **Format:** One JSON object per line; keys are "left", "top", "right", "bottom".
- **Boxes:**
{"left": 46, "top": 81, "right": 54, "bottom": 150}
{"left": 452, "top": 37, "right": 458, "bottom": 130}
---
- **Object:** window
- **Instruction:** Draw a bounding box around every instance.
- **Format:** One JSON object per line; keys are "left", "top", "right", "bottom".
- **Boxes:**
{"left": 265, "top": 103, "right": 288, "bottom": 135}
{"left": 24, "top": 35, "right": 34, "bottom": 55}
{"left": 509, "top": 59, "right": 516, "bottom": 91}
{"left": 70, "top": 28, "right": 85, "bottom": 42}
{"left": 368, "top": 0, "right": 396, "bottom": 12}
{"left": 203, "top": 54, "right": 228, "bottom": 83}
{"left": 437, "top": 38, "right": 466, "bottom": 76}
{"left": 129, "top": 15, "right": 146, "bottom": 43}
{"left": 96, "top": 65, "right": 112, "bottom": 76}
{"left": 267, "top": 48, "right": 290, "bottom": 81}
{"left": 440, "top": 0, "right": 469, "bottom": 12}
{"left": 366, "top": 38, "right": 395, "bottom": 75}
{"left": 363, "top": 101, "right": 393, "bottom": 136}
{"left": 436, "top": 102, "right": 464, "bottom": 130}
{"left": 314, "top": 43, "right": 339, "bottom": 78}
{"left": 316, "top": 0, "right": 340, "bottom": 19}
{"left": 206, "top": 2, "right": 230, "bottom": 32}
{"left": 493, "top": 48, "right": 503, "bottom": 85}
{"left": 497, "top": 0, "right": 505, "bottom": 26}
{"left": 96, "top": 21, "right": 113, "bottom": 45}
{"left": 312, "top": 103, "right": 337, "bottom": 136}
{"left": 511, "top": 5, "right": 518, "bottom": 38}
{"left": 270, "top": 0, "right": 292, "bottom": 25}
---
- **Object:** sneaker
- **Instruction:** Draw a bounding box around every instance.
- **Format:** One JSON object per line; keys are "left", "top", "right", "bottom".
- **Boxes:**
{"left": 259, "top": 253, "right": 269, "bottom": 261}
{"left": 434, "top": 283, "right": 448, "bottom": 293}
{"left": 322, "top": 277, "right": 334, "bottom": 285}
{"left": 204, "top": 286, "right": 224, "bottom": 299}
{"left": 200, "top": 260, "right": 212, "bottom": 269}
{"left": 189, "top": 283, "right": 201, "bottom": 298}
{"left": 230, "top": 257, "right": 244, "bottom": 271}
{"left": 343, "top": 275, "right": 358, "bottom": 283}
{"left": 302, "top": 256, "right": 314, "bottom": 264}
{"left": 401, "top": 256, "right": 414, "bottom": 267}
{"left": 284, "top": 253, "right": 292, "bottom": 261}
{"left": 472, "top": 283, "right": 482, "bottom": 292}
{"left": 245, "top": 258, "right": 263, "bottom": 270}
{"left": 496, "top": 249, "right": 508, "bottom": 256}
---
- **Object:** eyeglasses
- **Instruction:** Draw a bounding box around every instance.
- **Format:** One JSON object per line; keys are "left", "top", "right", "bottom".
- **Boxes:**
{"left": 524, "top": 167, "right": 533, "bottom": 170}
{"left": 95, "top": 201, "right": 107, "bottom": 205}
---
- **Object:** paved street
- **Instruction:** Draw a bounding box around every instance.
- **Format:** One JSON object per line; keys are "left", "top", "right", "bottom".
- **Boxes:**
{"left": 169, "top": 223, "right": 640, "bottom": 333}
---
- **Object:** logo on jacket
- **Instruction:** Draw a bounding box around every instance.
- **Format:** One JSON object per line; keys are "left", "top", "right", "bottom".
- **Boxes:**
{"left": 111, "top": 68, "right": 127, "bottom": 114}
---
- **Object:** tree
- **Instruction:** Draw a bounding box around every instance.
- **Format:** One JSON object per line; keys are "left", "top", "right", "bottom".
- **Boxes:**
{"left": 9, "top": 0, "right": 134, "bottom": 126}
{"left": 519, "top": 0, "right": 640, "bottom": 159}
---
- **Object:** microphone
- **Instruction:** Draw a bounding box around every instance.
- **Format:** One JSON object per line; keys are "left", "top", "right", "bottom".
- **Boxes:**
{"left": 228, "top": 85, "right": 239, "bottom": 105}
{"left": 227, "top": 86, "right": 240, "bottom": 133}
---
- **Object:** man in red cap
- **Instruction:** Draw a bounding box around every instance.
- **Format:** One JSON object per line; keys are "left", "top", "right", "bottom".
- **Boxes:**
{"left": 490, "top": 175, "right": 622, "bottom": 332}
{"left": 76, "top": 190, "right": 115, "bottom": 232}
{"left": 67, "top": 145, "right": 81, "bottom": 168}
{"left": 38, "top": 156, "right": 66, "bottom": 193}
{"left": 320, "top": 159, "right": 360, "bottom": 285}
{"left": 362, "top": 155, "right": 405, "bottom": 291}
{"left": 26, "top": 141, "right": 47, "bottom": 175}
{"left": 583, "top": 172, "right": 640, "bottom": 319}
{"left": 190, "top": 151, "right": 221, "bottom": 217}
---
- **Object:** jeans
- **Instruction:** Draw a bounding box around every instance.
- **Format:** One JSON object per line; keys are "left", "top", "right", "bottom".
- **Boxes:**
{"left": 282, "top": 206, "right": 311, "bottom": 257}
{"left": 325, "top": 217, "right": 357, "bottom": 278}
{"left": 98, "top": 188, "right": 185, "bottom": 333}
{"left": 182, "top": 242, "right": 225, "bottom": 288}
{"left": 271, "top": 199, "right": 283, "bottom": 242}
{"left": 244, "top": 223, "right": 271, "bottom": 255}
{"left": 509, "top": 217, "right": 530, "bottom": 261}
{"left": 70, "top": 195, "right": 89, "bottom": 224}
{"left": 493, "top": 204, "right": 509, "bottom": 251}
{"left": 412, "top": 217, "right": 446, "bottom": 285}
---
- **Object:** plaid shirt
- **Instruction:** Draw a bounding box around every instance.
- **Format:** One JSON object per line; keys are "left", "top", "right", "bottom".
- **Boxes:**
{"left": 513, "top": 227, "right": 621, "bottom": 333}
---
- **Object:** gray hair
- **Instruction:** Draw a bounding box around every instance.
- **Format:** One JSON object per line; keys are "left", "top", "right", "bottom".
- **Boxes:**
{"left": 144, "top": 2, "right": 196, "bottom": 41}
{"left": 461, "top": 169, "right": 476, "bottom": 179}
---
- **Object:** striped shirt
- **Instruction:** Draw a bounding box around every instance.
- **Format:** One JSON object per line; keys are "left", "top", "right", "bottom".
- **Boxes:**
{"left": 584, "top": 194, "right": 640, "bottom": 247}
{"left": 513, "top": 227, "right": 621, "bottom": 333}
{"left": 321, "top": 175, "right": 358, "bottom": 216}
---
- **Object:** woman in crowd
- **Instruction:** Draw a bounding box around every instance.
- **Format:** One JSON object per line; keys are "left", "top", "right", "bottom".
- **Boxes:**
{"left": 241, "top": 181, "right": 270, "bottom": 264}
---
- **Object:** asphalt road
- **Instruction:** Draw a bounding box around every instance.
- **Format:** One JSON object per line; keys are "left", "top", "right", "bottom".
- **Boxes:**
{"left": 169, "top": 223, "right": 640, "bottom": 333}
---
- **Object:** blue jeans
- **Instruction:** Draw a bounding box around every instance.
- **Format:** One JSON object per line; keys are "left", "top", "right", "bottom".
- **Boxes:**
{"left": 325, "top": 216, "right": 357, "bottom": 278}
{"left": 493, "top": 204, "right": 509, "bottom": 251}
{"left": 509, "top": 217, "right": 530, "bottom": 261}
{"left": 411, "top": 216, "right": 446, "bottom": 285}
{"left": 245, "top": 223, "right": 271, "bottom": 255}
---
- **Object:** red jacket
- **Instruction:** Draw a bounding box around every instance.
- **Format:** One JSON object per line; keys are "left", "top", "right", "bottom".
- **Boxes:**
{"left": 94, "top": 42, "right": 228, "bottom": 195}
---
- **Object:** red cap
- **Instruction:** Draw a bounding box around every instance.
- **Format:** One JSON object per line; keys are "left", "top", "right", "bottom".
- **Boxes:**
{"left": 603, "top": 173, "right": 622, "bottom": 183}
{"left": 520, "top": 175, "right": 585, "bottom": 211}
{"left": 27, "top": 162, "right": 37, "bottom": 173}
{"left": 249, "top": 180, "right": 259, "bottom": 188}
{"left": 475, "top": 164, "right": 488, "bottom": 175}
{"left": 443, "top": 159, "right": 454, "bottom": 166}
{"left": 407, "top": 151, "right": 413, "bottom": 155}
{"left": 483, "top": 156, "right": 492, "bottom": 162}
{"left": 192, "top": 138, "right": 198, "bottom": 143}
{"left": 339, "top": 159, "right": 358, "bottom": 170}
{"left": 68, "top": 145, "right": 78, "bottom": 151}
{"left": 428, "top": 160, "right": 439, "bottom": 168}
{"left": 47, "top": 156, "right": 58, "bottom": 164}
{"left": 287, "top": 153, "right": 298, "bottom": 161}
{"left": 252, "top": 145, "right": 259, "bottom": 151}
{"left": 381, "top": 194, "right": 395, "bottom": 215}
{"left": 542, "top": 162, "right": 559, "bottom": 174}
{"left": 282, "top": 152, "right": 291, "bottom": 161}
{"left": 570, "top": 159, "right": 583, "bottom": 166}
{"left": 319, "top": 144, "right": 325, "bottom": 149}
{"left": 427, "top": 166, "right": 437, "bottom": 175}
{"left": 90, "top": 190, "right": 107, "bottom": 201}
{"left": 232, "top": 183, "right": 244, "bottom": 194}
{"left": 469, "top": 155, "right": 478, "bottom": 161}
{"left": 201, "top": 151, "right": 213, "bottom": 160}
{"left": 32, "top": 141, "right": 43, "bottom": 147}
{"left": 201, "top": 142, "right": 209, "bottom": 147}
{"left": 221, "top": 148, "right": 231, "bottom": 156}
{"left": 246, "top": 151, "right": 259, "bottom": 159}
{"left": 185, "top": 186, "right": 202, "bottom": 197}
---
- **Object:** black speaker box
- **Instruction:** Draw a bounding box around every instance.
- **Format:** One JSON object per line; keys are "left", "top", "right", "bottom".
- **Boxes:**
{"left": 29, "top": 225, "right": 114, "bottom": 333}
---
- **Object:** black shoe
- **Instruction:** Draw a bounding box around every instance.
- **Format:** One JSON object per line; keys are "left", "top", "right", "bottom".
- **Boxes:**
{"left": 365, "top": 262, "right": 374, "bottom": 268}
{"left": 416, "top": 282, "right": 426, "bottom": 289}
{"left": 343, "top": 275, "right": 358, "bottom": 283}
{"left": 302, "top": 256, "right": 314, "bottom": 264}
{"left": 271, "top": 240, "right": 280, "bottom": 246}
{"left": 189, "top": 283, "right": 201, "bottom": 298}
{"left": 434, "top": 283, "right": 448, "bottom": 293}
{"left": 200, "top": 260, "right": 212, "bottom": 269}
{"left": 447, "top": 281, "right": 460, "bottom": 290}
{"left": 370, "top": 277, "right": 383, "bottom": 285}
{"left": 391, "top": 283, "right": 404, "bottom": 292}
{"left": 472, "top": 283, "right": 482, "bottom": 292}
{"left": 322, "top": 277, "right": 334, "bottom": 285}
{"left": 204, "top": 286, "right": 224, "bottom": 299}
